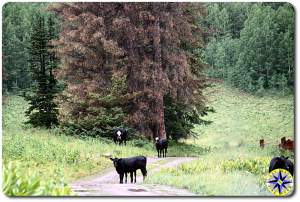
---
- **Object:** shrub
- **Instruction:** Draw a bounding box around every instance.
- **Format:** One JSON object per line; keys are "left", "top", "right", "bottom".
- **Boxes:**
{"left": 3, "top": 162, "right": 73, "bottom": 196}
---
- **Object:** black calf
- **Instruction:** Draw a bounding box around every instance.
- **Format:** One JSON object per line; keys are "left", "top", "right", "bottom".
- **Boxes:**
{"left": 269, "top": 156, "right": 294, "bottom": 176}
{"left": 155, "top": 137, "right": 168, "bottom": 158}
{"left": 110, "top": 156, "right": 147, "bottom": 184}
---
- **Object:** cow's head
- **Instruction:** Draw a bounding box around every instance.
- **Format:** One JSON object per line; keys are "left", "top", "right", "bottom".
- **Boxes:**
{"left": 275, "top": 156, "right": 291, "bottom": 171}
{"left": 155, "top": 137, "right": 159, "bottom": 143}
{"left": 116, "top": 130, "right": 122, "bottom": 141}
{"left": 110, "top": 157, "right": 120, "bottom": 168}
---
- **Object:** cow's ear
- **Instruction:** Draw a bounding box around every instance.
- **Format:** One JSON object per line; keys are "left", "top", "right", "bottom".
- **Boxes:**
{"left": 285, "top": 156, "right": 289, "bottom": 160}
{"left": 109, "top": 158, "right": 114, "bottom": 161}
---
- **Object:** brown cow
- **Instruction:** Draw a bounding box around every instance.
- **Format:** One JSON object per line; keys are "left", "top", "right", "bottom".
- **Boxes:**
{"left": 283, "top": 139, "right": 294, "bottom": 152}
{"left": 279, "top": 137, "right": 294, "bottom": 152}
{"left": 259, "top": 139, "right": 265, "bottom": 149}
{"left": 278, "top": 136, "right": 286, "bottom": 149}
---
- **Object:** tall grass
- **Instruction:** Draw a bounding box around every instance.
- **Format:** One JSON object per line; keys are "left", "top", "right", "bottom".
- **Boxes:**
{"left": 2, "top": 96, "right": 155, "bottom": 195}
{"left": 2, "top": 96, "right": 157, "bottom": 177}
{"left": 146, "top": 84, "right": 294, "bottom": 195}
{"left": 2, "top": 96, "right": 208, "bottom": 196}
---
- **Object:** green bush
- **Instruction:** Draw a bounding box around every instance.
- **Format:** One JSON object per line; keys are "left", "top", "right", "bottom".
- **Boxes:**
{"left": 3, "top": 162, "right": 73, "bottom": 196}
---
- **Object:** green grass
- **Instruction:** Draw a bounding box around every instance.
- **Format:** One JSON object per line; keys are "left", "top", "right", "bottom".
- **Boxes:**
{"left": 145, "top": 83, "right": 294, "bottom": 195}
{"left": 2, "top": 83, "right": 294, "bottom": 196}
{"left": 192, "top": 83, "right": 294, "bottom": 148}
{"left": 2, "top": 95, "right": 206, "bottom": 196}
{"left": 2, "top": 96, "right": 155, "bottom": 190}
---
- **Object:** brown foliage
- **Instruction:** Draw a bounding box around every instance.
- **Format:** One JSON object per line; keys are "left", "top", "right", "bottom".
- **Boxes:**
{"left": 51, "top": 2, "right": 207, "bottom": 139}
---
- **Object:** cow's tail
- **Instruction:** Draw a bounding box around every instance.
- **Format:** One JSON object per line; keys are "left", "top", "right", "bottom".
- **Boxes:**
{"left": 142, "top": 168, "right": 147, "bottom": 178}
{"left": 143, "top": 156, "right": 147, "bottom": 177}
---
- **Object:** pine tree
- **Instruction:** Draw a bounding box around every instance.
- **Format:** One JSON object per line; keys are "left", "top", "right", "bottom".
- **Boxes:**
{"left": 51, "top": 2, "right": 209, "bottom": 139}
{"left": 203, "top": 2, "right": 294, "bottom": 93}
{"left": 24, "top": 13, "right": 59, "bottom": 128}
{"left": 2, "top": 3, "right": 49, "bottom": 93}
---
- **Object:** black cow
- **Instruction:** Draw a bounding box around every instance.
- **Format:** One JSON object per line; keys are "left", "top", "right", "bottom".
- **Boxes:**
{"left": 110, "top": 156, "right": 147, "bottom": 184}
{"left": 113, "top": 128, "right": 127, "bottom": 145}
{"left": 155, "top": 137, "right": 168, "bottom": 158}
{"left": 269, "top": 156, "right": 294, "bottom": 176}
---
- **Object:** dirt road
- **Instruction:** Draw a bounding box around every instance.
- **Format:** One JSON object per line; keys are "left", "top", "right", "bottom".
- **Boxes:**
{"left": 70, "top": 157, "right": 198, "bottom": 196}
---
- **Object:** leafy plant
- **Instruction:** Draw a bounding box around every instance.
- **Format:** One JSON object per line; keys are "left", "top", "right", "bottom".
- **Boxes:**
{"left": 3, "top": 162, "right": 73, "bottom": 196}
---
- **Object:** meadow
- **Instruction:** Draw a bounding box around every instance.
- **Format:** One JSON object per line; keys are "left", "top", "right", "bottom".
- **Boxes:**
{"left": 2, "top": 95, "right": 207, "bottom": 195}
{"left": 145, "top": 84, "right": 294, "bottom": 195}
{"left": 2, "top": 84, "right": 294, "bottom": 196}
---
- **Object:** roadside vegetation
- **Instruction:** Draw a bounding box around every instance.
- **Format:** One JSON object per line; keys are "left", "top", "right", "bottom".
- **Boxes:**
{"left": 2, "top": 84, "right": 294, "bottom": 196}
{"left": 145, "top": 84, "right": 294, "bottom": 195}
{"left": 2, "top": 95, "right": 209, "bottom": 196}
{"left": 2, "top": 96, "right": 153, "bottom": 196}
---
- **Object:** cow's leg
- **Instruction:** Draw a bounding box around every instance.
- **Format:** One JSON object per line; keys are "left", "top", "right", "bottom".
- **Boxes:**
{"left": 120, "top": 173, "right": 124, "bottom": 184}
{"left": 157, "top": 150, "right": 159, "bottom": 158}
{"left": 165, "top": 148, "right": 167, "bottom": 157}
{"left": 134, "top": 171, "right": 137, "bottom": 183}
{"left": 130, "top": 172, "right": 133, "bottom": 183}
{"left": 125, "top": 172, "right": 127, "bottom": 183}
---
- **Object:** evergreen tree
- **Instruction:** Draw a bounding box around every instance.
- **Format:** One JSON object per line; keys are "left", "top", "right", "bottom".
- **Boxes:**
{"left": 2, "top": 3, "right": 48, "bottom": 93}
{"left": 202, "top": 2, "right": 294, "bottom": 93}
{"left": 24, "top": 13, "right": 59, "bottom": 128}
{"left": 51, "top": 2, "right": 209, "bottom": 140}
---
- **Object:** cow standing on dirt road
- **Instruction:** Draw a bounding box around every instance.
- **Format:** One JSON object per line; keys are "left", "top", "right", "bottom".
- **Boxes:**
{"left": 110, "top": 156, "right": 147, "bottom": 184}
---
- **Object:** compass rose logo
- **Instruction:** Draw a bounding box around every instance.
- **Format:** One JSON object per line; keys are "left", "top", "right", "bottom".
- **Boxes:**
{"left": 266, "top": 168, "right": 294, "bottom": 196}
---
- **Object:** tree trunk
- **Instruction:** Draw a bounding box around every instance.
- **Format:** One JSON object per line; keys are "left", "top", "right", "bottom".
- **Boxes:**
{"left": 153, "top": 17, "right": 166, "bottom": 139}
{"left": 156, "top": 95, "right": 166, "bottom": 139}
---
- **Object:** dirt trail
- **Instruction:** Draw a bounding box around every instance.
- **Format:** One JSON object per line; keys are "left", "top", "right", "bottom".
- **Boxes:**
{"left": 71, "top": 157, "right": 198, "bottom": 196}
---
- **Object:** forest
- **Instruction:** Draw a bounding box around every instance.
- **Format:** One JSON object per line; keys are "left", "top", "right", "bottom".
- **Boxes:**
{"left": 2, "top": 2, "right": 295, "bottom": 196}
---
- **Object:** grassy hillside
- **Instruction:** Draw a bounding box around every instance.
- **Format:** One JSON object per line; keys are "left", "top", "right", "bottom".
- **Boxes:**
{"left": 193, "top": 83, "right": 294, "bottom": 148}
{"left": 146, "top": 83, "right": 294, "bottom": 195}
